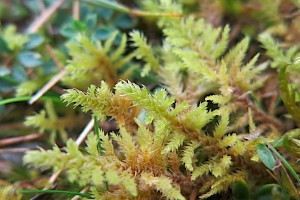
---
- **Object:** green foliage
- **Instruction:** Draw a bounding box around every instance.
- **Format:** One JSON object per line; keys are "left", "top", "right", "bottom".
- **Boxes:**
{"left": 62, "top": 82, "right": 112, "bottom": 121}
{"left": 0, "top": 186, "right": 21, "bottom": 200}
{"left": 0, "top": 25, "right": 28, "bottom": 51}
{"left": 63, "top": 33, "right": 135, "bottom": 89}
{"left": 130, "top": 30, "right": 159, "bottom": 76}
{"left": 1, "top": 0, "right": 299, "bottom": 199}
{"left": 140, "top": 172, "right": 185, "bottom": 200}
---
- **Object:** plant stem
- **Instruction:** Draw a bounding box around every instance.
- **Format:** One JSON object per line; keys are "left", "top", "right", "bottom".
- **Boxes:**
{"left": 93, "top": 115, "right": 104, "bottom": 156}
{"left": 268, "top": 144, "right": 300, "bottom": 184}
{"left": 0, "top": 96, "right": 61, "bottom": 106}
{"left": 18, "top": 189, "right": 94, "bottom": 199}
{"left": 81, "top": 0, "right": 183, "bottom": 17}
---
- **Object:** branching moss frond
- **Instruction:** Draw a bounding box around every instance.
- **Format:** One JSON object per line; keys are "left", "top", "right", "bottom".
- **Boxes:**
{"left": 24, "top": 105, "right": 70, "bottom": 143}
{"left": 140, "top": 172, "right": 185, "bottom": 200}
{"left": 130, "top": 30, "right": 159, "bottom": 76}
{"left": 61, "top": 82, "right": 112, "bottom": 120}
{"left": 23, "top": 145, "right": 65, "bottom": 172}
{"left": 111, "top": 126, "right": 137, "bottom": 160}
{"left": 136, "top": 118, "right": 153, "bottom": 148}
{"left": 199, "top": 171, "right": 246, "bottom": 199}
{"left": 181, "top": 141, "right": 199, "bottom": 171}
{"left": 16, "top": 76, "right": 50, "bottom": 97}
{"left": 205, "top": 95, "right": 231, "bottom": 105}
{"left": 184, "top": 102, "right": 216, "bottom": 132}
{"left": 213, "top": 109, "right": 230, "bottom": 139}
{"left": 192, "top": 155, "right": 232, "bottom": 180}
{"left": 259, "top": 33, "right": 294, "bottom": 69}
{"left": 162, "top": 133, "right": 186, "bottom": 155}
{"left": 115, "top": 81, "right": 176, "bottom": 123}
{"left": 0, "top": 186, "right": 21, "bottom": 200}
{"left": 63, "top": 33, "right": 134, "bottom": 88}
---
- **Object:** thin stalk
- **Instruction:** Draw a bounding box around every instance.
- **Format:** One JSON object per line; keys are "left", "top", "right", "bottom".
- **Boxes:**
{"left": 0, "top": 96, "right": 61, "bottom": 106}
{"left": 81, "top": 0, "right": 183, "bottom": 17}
{"left": 18, "top": 189, "right": 94, "bottom": 199}
{"left": 268, "top": 144, "right": 300, "bottom": 184}
{"left": 93, "top": 115, "right": 109, "bottom": 191}
{"left": 93, "top": 115, "right": 104, "bottom": 156}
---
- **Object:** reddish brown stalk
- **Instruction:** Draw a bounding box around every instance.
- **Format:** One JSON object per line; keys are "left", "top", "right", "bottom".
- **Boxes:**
{"left": 46, "top": 45, "right": 64, "bottom": 69}
{"left": 0, "top": 133, "right": 43, "bottom": 147}
{"left": 26, "top": 0, "right": 66, "bottom": 34}
{"left": 0, "top": 148, "right": 32, "bottom": 154}
{"left": 234, "top": 88, "right": 282, "bottom": 129}
{"left": 73, "top": 0, "right": 80, "bottom": 20}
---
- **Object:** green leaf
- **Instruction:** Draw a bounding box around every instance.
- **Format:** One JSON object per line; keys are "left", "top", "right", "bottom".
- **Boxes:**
{"left": 279, "top": 65, "right": 300, "bottom": 124}
{"left": 25, "top": 33, "right": 44, "bottom": 49}
{"left": 0, "top": 36, "right": 12, "bottom": 54}
{"left": 93, "top": 26, "right": 116, "bottom": 40}
{"left": 0, "top": 67, "right": 10, "bottom": 76}
{"left": 257, "top": 143, "right": 276, "bottom": 170}
{"left": 253, "top": 184, "right": 280, "bottom": 200}
{"left": 114, "top": 14, "right": 135, "bottom": 29}
{"left": 232, "top": 179, "right": 250, "bottom": 200}
{"left": 18, "top": 51, "right": 42, "bottom": 68}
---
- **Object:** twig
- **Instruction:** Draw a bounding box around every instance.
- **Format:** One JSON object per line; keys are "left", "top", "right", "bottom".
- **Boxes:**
{"left": 81, "top": 0, "right": 183, "bottom": 17}
{"left": 0, "top": 133, "right": 43, "bottom": 147}
{"left": 71, "top": 187, "right": 89, "bottom": 200}
{"left": 0, "top": 148, "right": 31, "bottom": 154}
{"left": 73, "top": 0, "right": 80, "bottom": 20}
{"left": 29, "top": 69, "right": 67, "bottom": 105}
{"left": 0, "top": 122, "right": 23, "bottom": 131}
{"left": 26, "top": 0, "right": 66, "bottom": 34}
{"left": 46, "top": 45, "right": 64, "bottom": 69}
{"left": 75, "top": 118, "right": 95, "bottom": 145}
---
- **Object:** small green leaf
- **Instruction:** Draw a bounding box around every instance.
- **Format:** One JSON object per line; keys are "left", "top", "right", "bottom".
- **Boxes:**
{"left": 0, "top": 36, "right": 12, "bottom": 54}
{"left": 253, "top": 184, "right": 279, "bottom": 200}
{"left": 25, "top": 33, "right": 44, "bottom": 49}
{"left": 279, "top": 65, "right": 300, "bottom": 123}
{"left": 18, "top": 51, "right": 42, "bottom": 68}
{"left": 0, "top": 66, "right": 10, "bottom": 76}
{"left": 93, "top": 26, "right": 116, "bottom": 40}
{"left": 232, "top": 179, "right": 250, "bottom": 200}
{"left": 114, "top": 14, "right": 135, "bottom": 29}
{"left": 257, "top": 143, "right": 276, "bottom": 170}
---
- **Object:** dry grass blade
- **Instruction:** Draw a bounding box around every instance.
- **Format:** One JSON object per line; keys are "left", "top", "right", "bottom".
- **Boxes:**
{"left": 0, "top": 133, "right": 43, "bottom": 147}
{"left": 26, "top": 0, "right": 66, "bottom": 34}
{"left": 73, "top": 0, "right": 80, "bottom": 20}
{"left": 29, "top": 69, "right": 67, "bottom": 105}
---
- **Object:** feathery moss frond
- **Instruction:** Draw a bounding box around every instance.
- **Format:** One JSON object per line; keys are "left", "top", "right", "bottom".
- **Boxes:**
{"left": 63, "top": 33, "right": 134, "bottom": 88}
{"left": 24, "top": 103, "right": 70, "bottom": 143}
{"left": 115, "top": 81, "right": 175, "bottom": 123}
{"left": 111, "top": 126, "right": 137, "bottom": 160}
{"left": 213, "top": 109, "right": 230, "bottom": 139}
{"left": 23, "top": 145, "right": 65, "bottom": 172}
{"left": 140, "top": 172, "right": 185, "bottom": 200}
{"left": 205, "top": 95, "right": 231, "bottom": 105}
{"left": 259, "top": 33, "right": 293, "bottom": 69}
{"left": 61, "top": 82, "right": 112, "bottom": 120}
{"left": 162, "top": 133, "right": 186, "bottom": 155}
{"left": 184, "top": 102, "right": 216, "bottom": 132}
{"left": 130, "top": 30, "right": 159, "bottom": 76}
{"left": 16, "top": 76, "right": 49, "bottom": 97}
{"left": 199, "top": 172, "right": 245, "bottom": 199}
{"left": 0, "top": 186, "right": 21, "bottom": 200}
{"left": 181, "top": 141, "right": 199, "bottom": 171}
